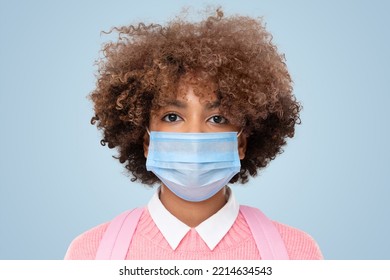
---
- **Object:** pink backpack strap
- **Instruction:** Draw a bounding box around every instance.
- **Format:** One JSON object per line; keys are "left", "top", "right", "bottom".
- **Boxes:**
{"left": 95, "top": 207, "right": 144, "bottom": 260}
{"left": 240, "top": 205, "right": 289, "bottom": 260}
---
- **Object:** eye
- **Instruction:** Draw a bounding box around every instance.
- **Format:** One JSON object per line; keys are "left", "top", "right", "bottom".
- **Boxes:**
{"left": 162, "top": 113, "right": 183, "bottom": 122}
{"left": 208, "top": 115, "right": 228, "bottom": 124}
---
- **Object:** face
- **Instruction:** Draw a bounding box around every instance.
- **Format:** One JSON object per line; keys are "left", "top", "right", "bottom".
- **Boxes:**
{"left": 143, "top": 84, "right": 247, "bottom": 159}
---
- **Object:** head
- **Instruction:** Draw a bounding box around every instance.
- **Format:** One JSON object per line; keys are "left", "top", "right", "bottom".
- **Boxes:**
{"left": 90, "top": 9, "right": 301, "bottom": 186}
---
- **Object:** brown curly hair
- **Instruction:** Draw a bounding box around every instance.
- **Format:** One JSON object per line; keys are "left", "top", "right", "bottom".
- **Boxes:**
{"left": 89, "top": 9, "right": 301, "bottom": 186}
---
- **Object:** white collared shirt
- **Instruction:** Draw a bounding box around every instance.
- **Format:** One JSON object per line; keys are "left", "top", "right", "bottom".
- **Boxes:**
{"left": 147, "top": 187, "right": 240, "bottom": 251}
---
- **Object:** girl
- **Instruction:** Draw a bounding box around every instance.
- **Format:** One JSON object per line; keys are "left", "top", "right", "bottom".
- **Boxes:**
{"left": 65, "top": 9, "right": 323, "bottom": 260}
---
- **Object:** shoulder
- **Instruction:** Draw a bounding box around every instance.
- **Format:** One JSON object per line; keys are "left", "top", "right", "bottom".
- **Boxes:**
{"left": 273, "top": 221, "right": 323, "bottom": 260}
{"left": 64, "top": 222, "right": 110, "bottom": 260}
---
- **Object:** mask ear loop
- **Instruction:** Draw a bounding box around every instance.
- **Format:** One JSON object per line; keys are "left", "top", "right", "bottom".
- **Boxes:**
{"left": 146, "top": 127, "right": 150, "bottom": 136}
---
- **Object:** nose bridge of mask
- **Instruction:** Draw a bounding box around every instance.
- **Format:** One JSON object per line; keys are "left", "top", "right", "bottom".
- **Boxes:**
{"left": 147, "top": 131, "right": 240, "bottom": 163}
{"left": 146, "top": 127, "right": 243, "bottom": 138}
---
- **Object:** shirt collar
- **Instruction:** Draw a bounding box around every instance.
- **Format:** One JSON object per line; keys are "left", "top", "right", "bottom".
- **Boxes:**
{"left": 147, "top": 187, "right": 239, "bottom": 251}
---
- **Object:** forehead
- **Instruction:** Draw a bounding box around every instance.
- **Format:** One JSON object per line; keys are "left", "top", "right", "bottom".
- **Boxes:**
{"left": 150, "top": 75, "right": 244, "bottom": 127}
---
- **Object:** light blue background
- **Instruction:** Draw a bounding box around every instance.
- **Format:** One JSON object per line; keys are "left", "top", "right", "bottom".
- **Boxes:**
{"left": 1, "top": 0, "right": 389, "bottom": 259}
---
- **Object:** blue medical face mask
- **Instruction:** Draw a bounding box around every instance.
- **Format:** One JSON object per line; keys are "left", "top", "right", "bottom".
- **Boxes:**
{"left": 146, "top": 131, "right": 241, "bottom": 202}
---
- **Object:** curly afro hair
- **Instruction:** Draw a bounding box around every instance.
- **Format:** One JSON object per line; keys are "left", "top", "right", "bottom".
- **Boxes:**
{"left": 89, "top": 9, "right": 301, "bottom": 186}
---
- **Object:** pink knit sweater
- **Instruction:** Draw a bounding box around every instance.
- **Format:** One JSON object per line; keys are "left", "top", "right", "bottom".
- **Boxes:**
{"left": 65, "top": 209, "right": 323, "bottom": 260}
